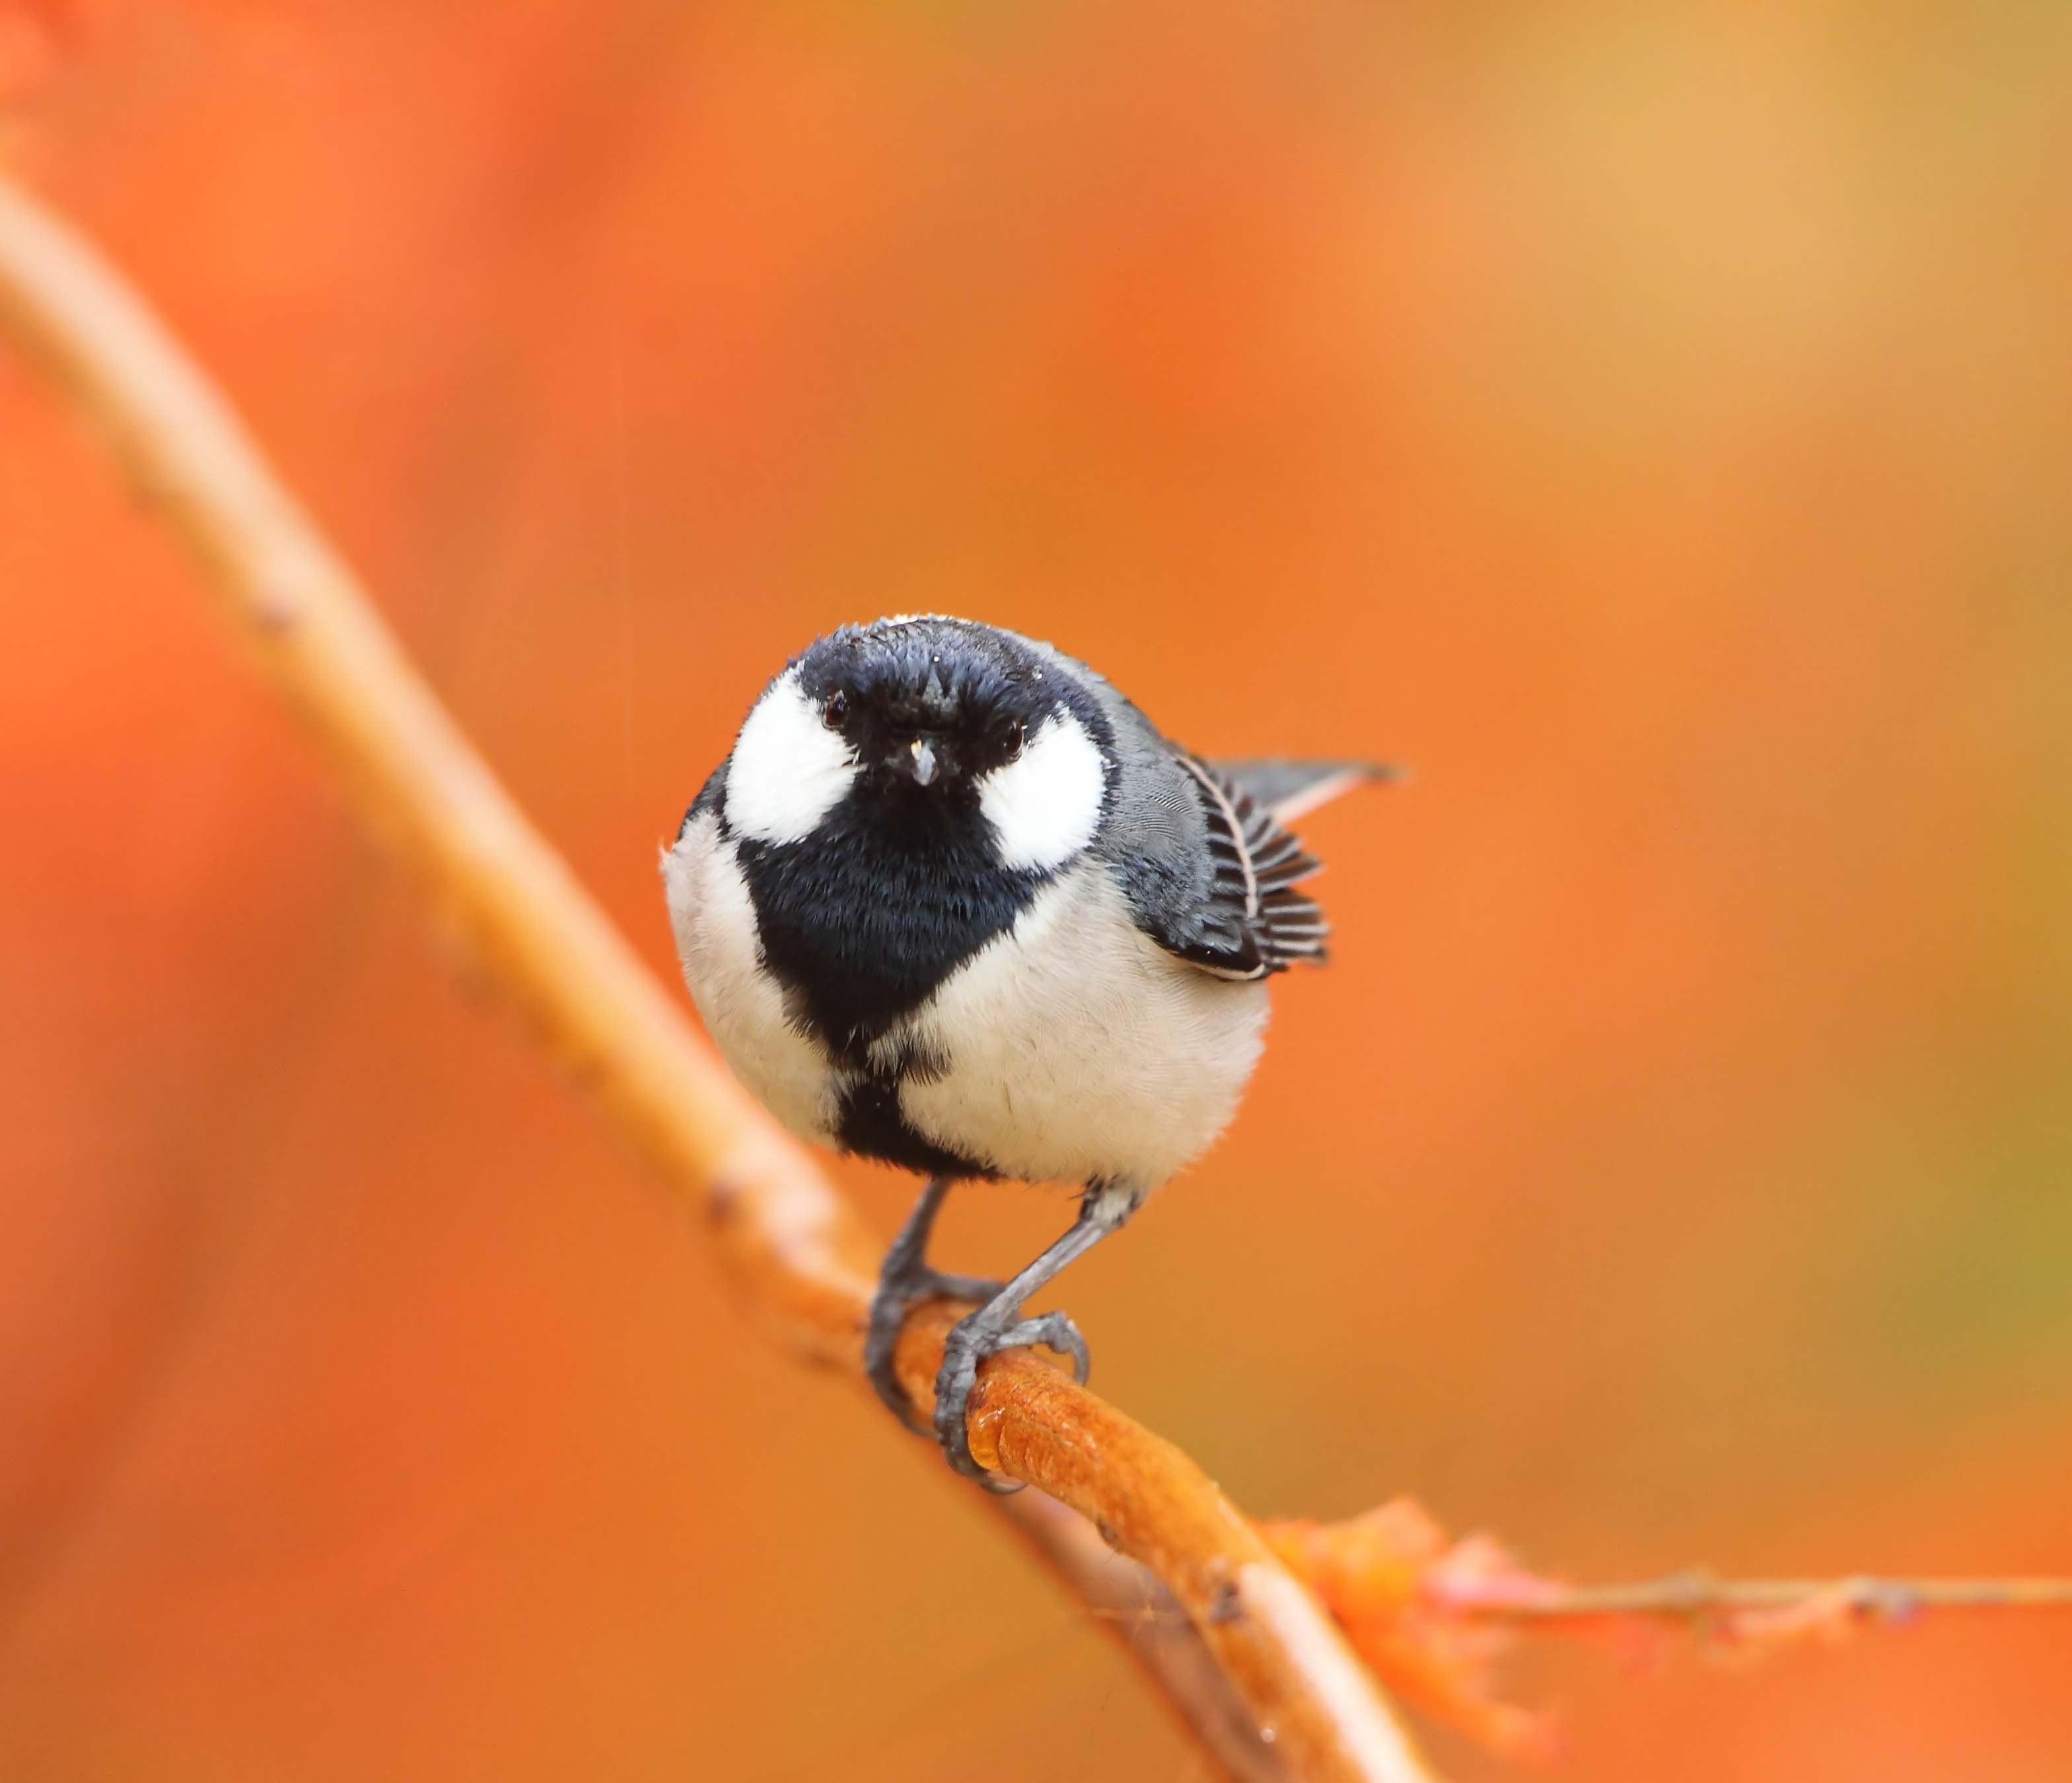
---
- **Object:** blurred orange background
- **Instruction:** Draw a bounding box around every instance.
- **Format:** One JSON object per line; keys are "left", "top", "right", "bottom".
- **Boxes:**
{"left": 3, "top": 3, "right": 2069, "bottom": 1778}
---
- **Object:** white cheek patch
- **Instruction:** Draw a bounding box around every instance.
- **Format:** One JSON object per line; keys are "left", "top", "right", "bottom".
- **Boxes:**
{"left": 978, "top": 708, "right": 1106, "bottom": 871}
{"left": 725, "top": 671, "right": 859, "bottom": 844}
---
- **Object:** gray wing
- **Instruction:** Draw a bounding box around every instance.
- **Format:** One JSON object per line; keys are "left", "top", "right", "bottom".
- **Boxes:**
{"left": 1087, "top": 715, "right": 1332, "bottom": 980}
{"left": 999, "top": 636, "right": 1345, "bottom": 980}
{"left": 1211, "top": 758, "right": 1400, "bottom": 824}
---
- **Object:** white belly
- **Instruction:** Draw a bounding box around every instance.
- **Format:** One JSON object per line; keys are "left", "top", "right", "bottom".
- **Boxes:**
{"left": 885, "top": 863, "right": 1269, "bottom": 1190}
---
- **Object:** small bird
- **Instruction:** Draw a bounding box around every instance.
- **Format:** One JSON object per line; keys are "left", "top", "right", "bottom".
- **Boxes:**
{"left": 663, "top": 616, "right": 1390, "bottom": 1484}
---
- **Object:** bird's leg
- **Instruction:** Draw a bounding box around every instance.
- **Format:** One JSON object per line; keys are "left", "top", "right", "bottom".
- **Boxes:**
{"left": 934, "top": 1182, "right": 1139, "bottom": 1490}
{"left": 865, "top": 1175, "right": 1006, "bottom": 1432}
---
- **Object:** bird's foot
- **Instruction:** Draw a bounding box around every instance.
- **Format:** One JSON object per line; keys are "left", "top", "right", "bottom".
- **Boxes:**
{"left": 865, "top": 1263, "right": 1005, "bottom": 1434}
{"left": 933, "top": 1305, "right": 1092, "bottom": 1491}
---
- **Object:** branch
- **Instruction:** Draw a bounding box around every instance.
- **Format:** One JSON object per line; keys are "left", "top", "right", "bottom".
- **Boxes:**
{"left": 0, "top": 172, "right": 1440, "bottom": 1783}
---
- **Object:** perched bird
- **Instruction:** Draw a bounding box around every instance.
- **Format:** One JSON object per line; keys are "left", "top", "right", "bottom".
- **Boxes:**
{"left": 663, "top": 616, "right": 1390, "bottom": 1484}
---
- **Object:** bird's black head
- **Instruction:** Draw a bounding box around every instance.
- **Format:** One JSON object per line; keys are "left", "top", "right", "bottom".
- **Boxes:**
{"left": 723, "top": 616, "right": 1112, "bottom": 868}
{"left": 797, "top": 619, "right": 1046, "bottom": 807}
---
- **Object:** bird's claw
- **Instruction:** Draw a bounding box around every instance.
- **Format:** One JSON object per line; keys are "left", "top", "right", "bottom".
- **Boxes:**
{"left": 995, "top": 1311, "right": 1092, "bottom": 1388}
{"left": 932, "top": 1305, "right": 1093, "bottom": 1489}
{"left": 864, "top": 1264, "right": 1005, "bottom": 1434}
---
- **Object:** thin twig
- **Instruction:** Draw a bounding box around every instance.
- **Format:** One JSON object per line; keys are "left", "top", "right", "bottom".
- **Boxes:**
{"left": 0, "top": 172, "right": 1441, "bottom": 1783}
{"left": 1262, "top": 1504, "right": 2072, "bottom": 1761}
{"left": 1482, "top": 1570, "right": 2072, "bottom": 1624}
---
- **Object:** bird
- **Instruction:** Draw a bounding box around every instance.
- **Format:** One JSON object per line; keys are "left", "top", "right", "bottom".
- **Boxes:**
{"left": 662, "top": 615, "right": 1392, "bottom": 1485}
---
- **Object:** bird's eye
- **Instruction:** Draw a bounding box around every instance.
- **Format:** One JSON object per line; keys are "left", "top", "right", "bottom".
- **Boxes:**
{"left": 822, "top": 690, "right": 849, "bottom": 729}
{"left": 1002, "top": 719, "right": 1025, "bottom": 761}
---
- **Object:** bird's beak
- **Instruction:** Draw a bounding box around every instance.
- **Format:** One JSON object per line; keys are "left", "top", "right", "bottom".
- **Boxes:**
{"left": 908, "top": 735, "right": 941, "bottom": 787}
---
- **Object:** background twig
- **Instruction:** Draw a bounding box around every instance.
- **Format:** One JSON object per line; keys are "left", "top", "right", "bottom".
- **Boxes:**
{"left": 1485, "top": 1571, "right": 2072, "bottom": 1624}
{"left": 1264, "top": 1500, "right": 2072, "bottom": 1761}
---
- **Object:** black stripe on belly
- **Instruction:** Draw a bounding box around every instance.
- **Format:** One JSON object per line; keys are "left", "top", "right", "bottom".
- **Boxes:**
{"left": 835, "top": 1076, "right": 997, "bottom": 1179}
{"left": 734, "top": 801, "right": 1044, "bottom": 1066}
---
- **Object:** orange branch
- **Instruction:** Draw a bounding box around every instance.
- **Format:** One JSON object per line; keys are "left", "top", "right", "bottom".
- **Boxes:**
{"left": 0, "top": 172, "right": 1441, "bottom": 1783}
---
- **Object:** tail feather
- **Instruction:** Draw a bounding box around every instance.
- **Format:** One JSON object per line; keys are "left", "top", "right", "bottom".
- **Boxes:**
{"left": 1207, "top": 758, "right": 1406, "bottom": 825}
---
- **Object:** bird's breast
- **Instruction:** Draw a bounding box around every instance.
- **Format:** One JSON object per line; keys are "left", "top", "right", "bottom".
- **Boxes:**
{"left": 884, "top": 861, "right": 1270, "bottom": 1190}
{"left": 731, "top": 808, "right": 1044, "bottom": 1062}
{"left": 665, "top": 815, "right": 1269, "bottom": 1192}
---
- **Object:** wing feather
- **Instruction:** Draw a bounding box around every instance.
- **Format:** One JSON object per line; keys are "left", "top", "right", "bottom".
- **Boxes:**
{"left": 1162, "top": 757, "right": 1330, "bottom": 980}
